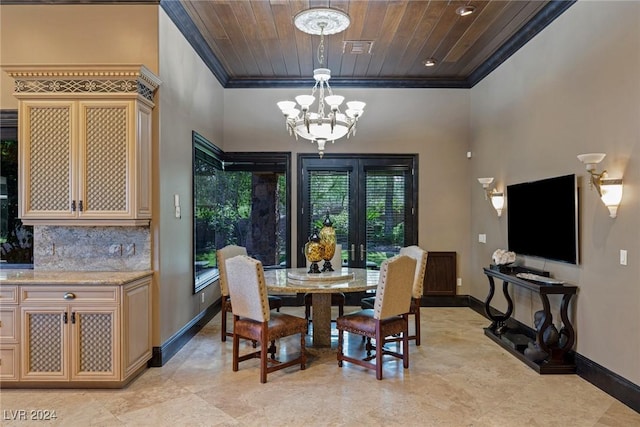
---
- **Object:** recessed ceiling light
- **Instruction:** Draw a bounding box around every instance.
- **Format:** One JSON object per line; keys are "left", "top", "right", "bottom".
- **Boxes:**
{"left": 423, "top": 58, "right": 437, "bottom": 67}
{"left": 456, "top": 6, "right": 476, "bottom": 17}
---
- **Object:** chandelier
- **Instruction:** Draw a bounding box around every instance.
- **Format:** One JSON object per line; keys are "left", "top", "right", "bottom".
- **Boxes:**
{"left": 276, "top": 8, "right": 366, "bottom": 158}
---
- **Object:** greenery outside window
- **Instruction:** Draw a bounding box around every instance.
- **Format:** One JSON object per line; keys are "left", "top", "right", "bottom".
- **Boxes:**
{"left": 1, "top": 110, "right": 33, "bottom": 267}
{"left": 192, "top": 131, "right": 290, "bottom": 293}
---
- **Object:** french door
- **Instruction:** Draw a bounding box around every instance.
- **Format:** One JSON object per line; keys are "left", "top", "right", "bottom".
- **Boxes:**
{"left": 298, "top": 154, "right": 418, "bottom": 269}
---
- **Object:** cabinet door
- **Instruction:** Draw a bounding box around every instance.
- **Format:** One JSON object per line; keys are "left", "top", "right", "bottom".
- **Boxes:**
{"left": 70, "top": 306, "right": 119, "bottom": 381}
{"left": 21, "top": 307, "right": 69, "bottom": 381}
{"left": 0, "top": 345, "right": 19, "bottom": 381}
{"left": 77, "top": 100, "right": 134, "bottom": 219}
{"left": 19, "top": 100, "right": 78, "bottom": 219}
{"left": 424, "top": 252, "right": 457, "bottom": 296}
{"left": 122, "top": 279, "right": 151, "bottom": 378}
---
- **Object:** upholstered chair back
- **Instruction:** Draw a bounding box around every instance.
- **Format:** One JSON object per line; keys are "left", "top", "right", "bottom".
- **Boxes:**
{"left": 217, "top": 245, "right": 248, "bottom": 297}
{"left": 399, "top": 245, "right": 428, "bottom": 299}
{"left": 225, "top": 255, "right": 270, "bottom": 322}
{"left": 373, "top": 255, "right": 416, "bottom": 319}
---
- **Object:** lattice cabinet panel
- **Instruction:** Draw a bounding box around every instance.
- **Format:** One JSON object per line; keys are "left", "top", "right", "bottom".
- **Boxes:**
{"left": 21, "top": 308, "right": 68, "bottom": 380}
{"left": 78, "top": 101, "right": 132, "bottom": 218}
{"left": 20, "top": 101, "right": 77, "bottom": 219}
{"left": 71, "top": 308, "right": 118, "bottom": 380}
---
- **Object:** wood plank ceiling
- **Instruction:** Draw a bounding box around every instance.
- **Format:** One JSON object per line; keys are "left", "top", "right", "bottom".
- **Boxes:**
{"left": 163, "top": 0, "right": 575, "bottom": 88}
{"left": 6, "top": 0, "right": 575, "bottom": 88}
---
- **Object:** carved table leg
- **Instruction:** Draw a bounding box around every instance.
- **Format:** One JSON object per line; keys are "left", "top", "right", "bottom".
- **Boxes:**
{"left": 484, "top": 276, "right": 513, "bottom": 335}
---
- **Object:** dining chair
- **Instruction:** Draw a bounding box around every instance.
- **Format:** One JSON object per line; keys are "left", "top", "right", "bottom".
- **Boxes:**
{"left": 225, "top": 255, "right": 307, "bottom": 383}
{"left": 360, "top": 245, "right": 427, "bottom": 345}
{"left": 337, "top": 254, "right": 416, "bottom": 380}
{"left": 217, "top": 245, "right": 283, "bottom": 342}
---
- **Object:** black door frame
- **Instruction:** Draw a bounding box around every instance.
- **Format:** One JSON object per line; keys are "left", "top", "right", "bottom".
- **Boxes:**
{"left": 297, "top": 153, "right": 418, "bottom": 268}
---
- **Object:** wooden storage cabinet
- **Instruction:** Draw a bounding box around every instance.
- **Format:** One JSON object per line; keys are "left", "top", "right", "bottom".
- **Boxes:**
{"left": 424, "top": 251, "right": 457, "bottom": 296}
{"left": 0, "top": 275, "right": 151, "bottom": 387}
{"left": 6, "top": 64, "right": 160, "bottom": 226}
{"left": 20, "top": 301, "right": 119, "bottom": 382}
{"left": 19, "top": 99, "right": 152, "bottom": 225}
{"left": 0, "top": 286, "right": 20, "bottom": 381}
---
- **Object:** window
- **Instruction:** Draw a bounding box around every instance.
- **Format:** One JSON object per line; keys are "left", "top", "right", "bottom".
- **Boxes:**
{"left": 192, "top": 132, "right": 290, "bottom": 293}
{"left": 1, "top": 110, "right": 33, "bottom": 267}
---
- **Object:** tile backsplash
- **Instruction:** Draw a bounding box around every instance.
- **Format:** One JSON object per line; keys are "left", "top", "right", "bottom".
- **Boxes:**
{"left": 34, "top": 226, "right": 151, "bottom": 271}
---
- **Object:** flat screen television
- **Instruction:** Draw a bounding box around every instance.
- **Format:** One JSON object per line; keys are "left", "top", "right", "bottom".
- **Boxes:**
{"left": 507, "top": 174, "right": 579, "bottom": 265}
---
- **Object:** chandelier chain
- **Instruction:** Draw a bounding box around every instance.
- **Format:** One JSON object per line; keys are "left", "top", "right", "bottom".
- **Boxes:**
{"left": 317, "top": 24, "right": 326, "bottom": 65}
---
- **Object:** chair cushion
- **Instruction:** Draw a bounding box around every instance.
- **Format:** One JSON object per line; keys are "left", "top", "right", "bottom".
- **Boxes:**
{"left": 336, "top": 309, "right": 406, "bottom": 338}
{"left": 235, "top": 312, "right": 307, "bottom": 341}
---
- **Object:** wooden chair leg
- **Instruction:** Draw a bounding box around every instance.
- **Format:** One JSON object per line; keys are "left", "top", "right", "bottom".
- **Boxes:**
{"left": 375, "top": 321, "right": 383, "bottom": 380}
{"left": 300, "top": 333, "right": 307, "bottom": 370}
{"left": 337, "top": 329, "right": 344, "bottom": 367}
{"left": 232, "top": 316, "right": 239, "bottom": 371}
{"left": 403, "top": 316, "right": 410, "bottom": 369}
{"left": 304, "top": 295, "right": 311, "bottom": 320}
{"left": 221, "top": 297, "right": 228, "bottom": 342}
{"left": 269, "top": 340, "right": 276, "bottom": 359}
{"left": 260, "top": 322, "right": 268, "bottom": 383}
{"left": 414, "top": 303, "right": 421, "bottom": 346}
{"left": 365, "top": 337, "right": 374, "bottom": 358}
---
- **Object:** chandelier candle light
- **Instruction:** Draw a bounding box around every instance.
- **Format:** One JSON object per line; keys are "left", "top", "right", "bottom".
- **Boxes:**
{"left": 277, "top": 8, "right": 366, "bottom": 158}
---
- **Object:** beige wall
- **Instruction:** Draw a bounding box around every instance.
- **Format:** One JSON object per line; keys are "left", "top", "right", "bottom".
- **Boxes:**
{"left": 0, "top": 5, "right": 158, "bottom": 106}
{"left": 155, "top": 10, "right": 225, "bottom": 345}
{"left": 469, "top": 1, "right": 640, "bottom": 385}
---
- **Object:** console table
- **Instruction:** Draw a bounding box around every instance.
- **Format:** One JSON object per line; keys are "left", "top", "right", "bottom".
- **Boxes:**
{"left": 482, "top": 267, "right": 577, "bottom": 374}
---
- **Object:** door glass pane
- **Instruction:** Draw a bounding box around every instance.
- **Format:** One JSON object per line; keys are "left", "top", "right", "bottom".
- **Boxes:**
{"left": 365, "top": 170, "right": 406, "bottom": 269}
{"left": 307, "top": 171, "right": 349, "bottom": 267}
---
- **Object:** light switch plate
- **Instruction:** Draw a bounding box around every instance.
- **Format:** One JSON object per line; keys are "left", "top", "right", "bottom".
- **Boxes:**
{"left": 620, "top": 249, "right": 627, "bottom": 266}
{"left": 478, "top": 234, "right": 486, "bottom": 243}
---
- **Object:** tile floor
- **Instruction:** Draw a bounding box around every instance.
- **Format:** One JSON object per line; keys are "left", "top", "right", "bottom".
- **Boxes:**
{"left": 1, "top": 307, "right": 638, "bottom": 426}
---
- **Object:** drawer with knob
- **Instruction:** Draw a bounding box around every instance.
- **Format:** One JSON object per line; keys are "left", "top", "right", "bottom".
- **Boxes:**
{"left": 20, "top": 286, "right": 119, "bottom": 304}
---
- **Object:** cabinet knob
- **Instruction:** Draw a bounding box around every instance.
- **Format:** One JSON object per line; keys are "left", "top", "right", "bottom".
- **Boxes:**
{"left": 63, "top": 292, "right": 76, "bottom": 300}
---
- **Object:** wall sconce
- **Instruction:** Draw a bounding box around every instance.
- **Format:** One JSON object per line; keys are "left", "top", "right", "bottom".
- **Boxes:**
{"left": 577, "top": 153, "right": 623, "bottom": 218}
{"left": 478, "top": 177, "right": 505, "bottom": 217}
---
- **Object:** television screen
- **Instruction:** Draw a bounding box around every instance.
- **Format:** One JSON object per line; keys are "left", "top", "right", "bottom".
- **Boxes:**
{"left": 507, "top": 174, "right": 579, "bottom": 264}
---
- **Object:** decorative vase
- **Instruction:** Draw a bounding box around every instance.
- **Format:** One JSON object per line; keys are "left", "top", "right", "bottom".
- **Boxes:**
{"left": 305, "top": 228, "right": 323, "bottom": 274}
{"left": 319, "top": 214, "right": 337, "bottom": 272}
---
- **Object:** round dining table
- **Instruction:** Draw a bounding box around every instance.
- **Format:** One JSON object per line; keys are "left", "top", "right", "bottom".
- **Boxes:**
{"left": 263, "top": 267, "right": 379, "bottom": 347}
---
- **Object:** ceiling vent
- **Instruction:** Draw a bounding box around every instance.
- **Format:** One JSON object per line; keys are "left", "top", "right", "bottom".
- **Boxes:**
{"left": 342, "top": 40, "right": 374, "bottom": 55}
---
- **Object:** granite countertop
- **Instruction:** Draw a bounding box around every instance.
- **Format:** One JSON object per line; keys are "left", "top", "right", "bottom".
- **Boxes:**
{"left": 263, "top": 268, "right": 379, "bottom": 293}
{"left": 0, "top": 269, "right": 153, "bottom": 286}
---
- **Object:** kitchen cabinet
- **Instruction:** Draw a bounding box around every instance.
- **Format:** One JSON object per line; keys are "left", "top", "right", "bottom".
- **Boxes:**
{"left": 20, "top": 287, "right": 120, "bottom": 382}
{"left": 0, "top": 286, "right": 19, "bottom": 381}
{"left": 6, "top": 65, "right": 160, "bottom": 226}
{"left": 0, "top": 271, "right": 152, "bottom": 387}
